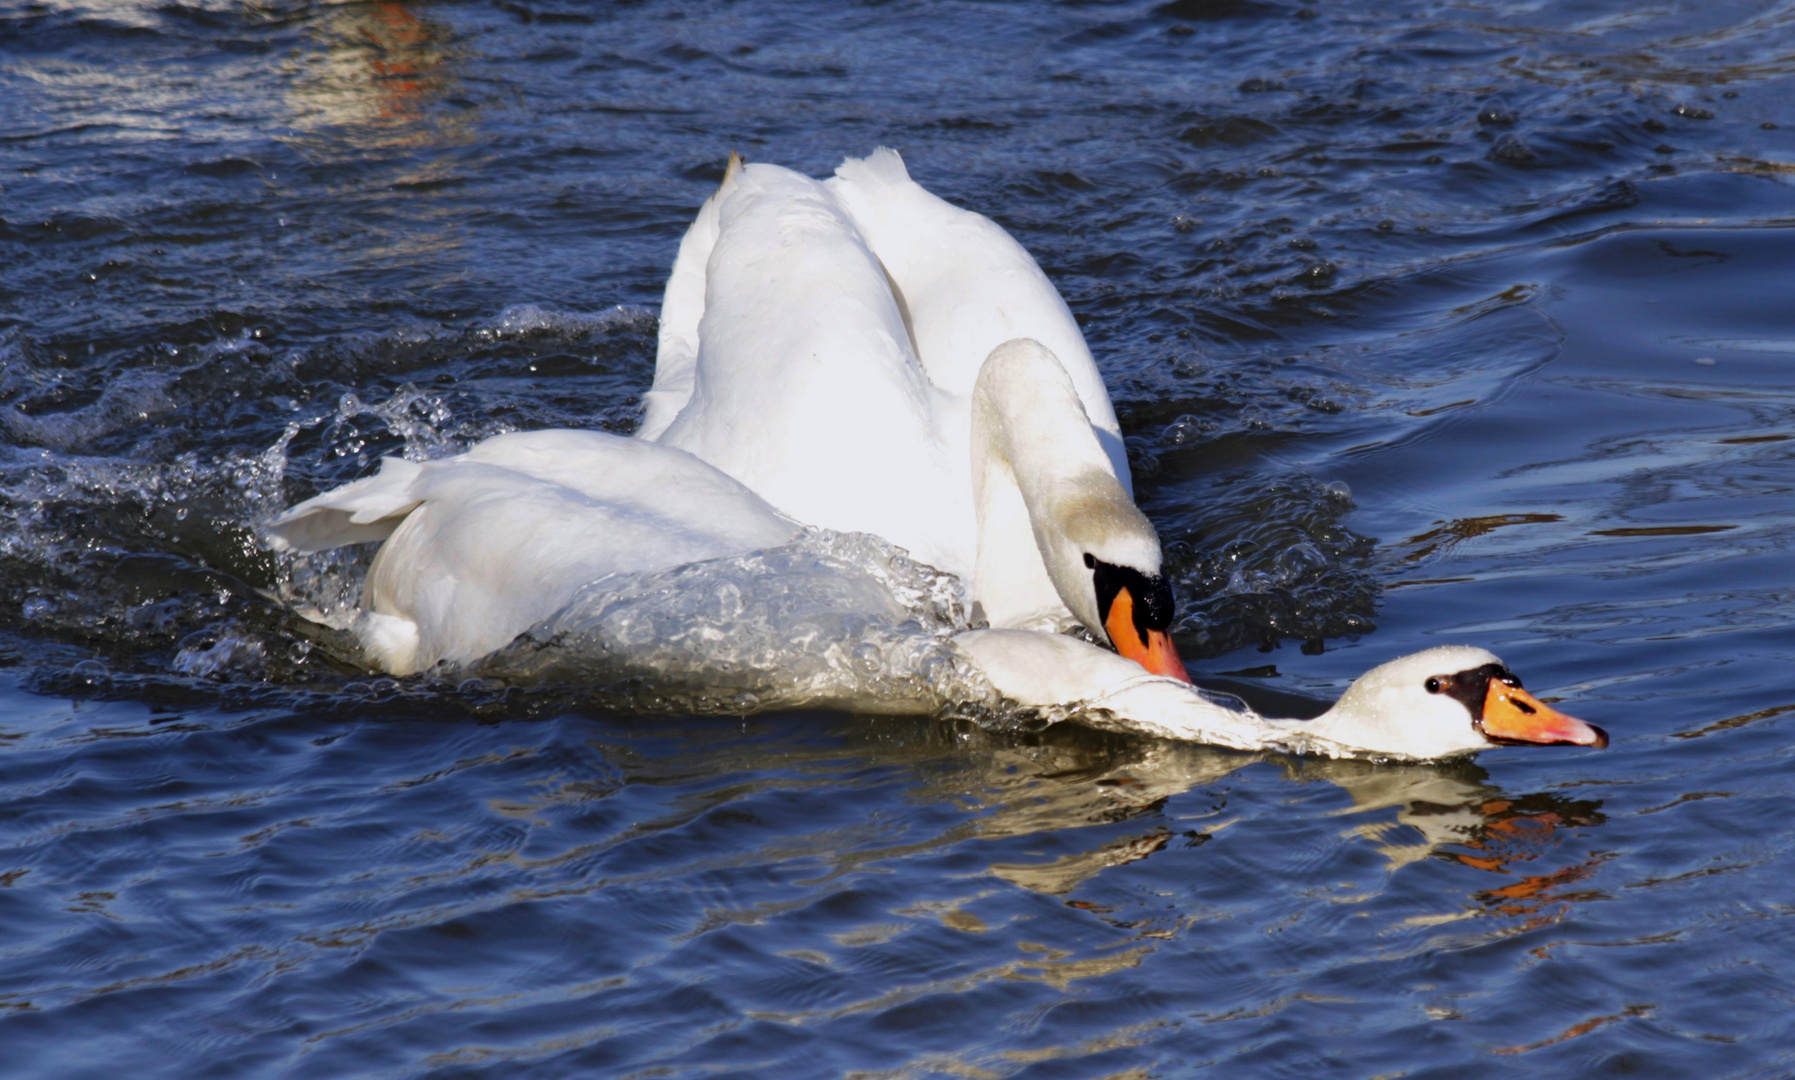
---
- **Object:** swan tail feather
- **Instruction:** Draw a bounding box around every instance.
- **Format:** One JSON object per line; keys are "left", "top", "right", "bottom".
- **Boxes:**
{"left": 264, "top": 457, "right": 424, "bottom": 553}
{"left": 831, "top": 146, "right": 911, "bottom": 190}
{"left": 356, "top": 610, "right": 423, "bottom": 676}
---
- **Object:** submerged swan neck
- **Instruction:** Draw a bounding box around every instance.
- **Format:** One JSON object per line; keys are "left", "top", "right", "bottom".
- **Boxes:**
{"left": 970, "top": 339, "right": 1160, "bottom": 634}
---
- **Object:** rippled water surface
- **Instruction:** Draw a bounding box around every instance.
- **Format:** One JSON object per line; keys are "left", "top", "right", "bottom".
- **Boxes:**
{"left": 5, "top": 1, "right": 1795, "bottom": 1075}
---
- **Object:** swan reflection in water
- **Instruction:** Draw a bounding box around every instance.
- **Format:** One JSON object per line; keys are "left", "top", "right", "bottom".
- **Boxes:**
{"left": 480, "top": 702, "right": 1607, "bottom": 923}
{"left": 902, "top": 721, "right": 1608, "bottom": 906}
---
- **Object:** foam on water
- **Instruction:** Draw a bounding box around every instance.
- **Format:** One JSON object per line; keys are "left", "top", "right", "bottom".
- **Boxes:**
{"left": 476, "top": 529, "right": 995, "bottom": 718}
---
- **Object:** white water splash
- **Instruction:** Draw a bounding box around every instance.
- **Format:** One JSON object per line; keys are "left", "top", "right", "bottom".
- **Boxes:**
{"left": 476, "top": 529, "right": 994, "bottom": 716}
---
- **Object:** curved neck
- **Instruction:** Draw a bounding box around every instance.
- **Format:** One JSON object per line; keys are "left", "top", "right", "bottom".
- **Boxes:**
{"left": 970, "top": 339, "right": 1157, "bottom": 633}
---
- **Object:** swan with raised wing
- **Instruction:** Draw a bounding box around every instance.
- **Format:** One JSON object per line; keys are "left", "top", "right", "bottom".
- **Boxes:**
{"left": 639, "top": 148, "right": 1185, "bottom": 678}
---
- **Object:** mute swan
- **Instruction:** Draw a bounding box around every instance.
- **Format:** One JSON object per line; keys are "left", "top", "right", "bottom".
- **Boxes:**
{"left": 638, "top": 149, "right": 1187, "bottom": 679}
{"left": 263, "top": 149, "right": 1608, "bottom": 760}
{"left": 956, "top": 635, "right": 1606, "bottom": 760}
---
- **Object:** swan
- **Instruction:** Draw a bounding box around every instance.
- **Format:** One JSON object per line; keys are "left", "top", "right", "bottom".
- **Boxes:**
{"left": 955, "top": 634, "right": 1607, "bottom": 760}
{"left": 263, "top": 149, "right": 1608, "bottom": 760}
{"left": 263, "top": 335, "right": 1189, "bottom": 685}
{"left": 638, "top": 149, "right": 1186, "bottom": 678}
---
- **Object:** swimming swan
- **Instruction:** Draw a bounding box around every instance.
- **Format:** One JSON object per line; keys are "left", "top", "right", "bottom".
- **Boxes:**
{"left": 955, "top": 634, "right": 1605, "bottom": 760}
{"left": 639, "top": 149, "right": 1186, "bottom": 679}
{"left": 264, "top": 149, "right": 1606, "bottom": 759}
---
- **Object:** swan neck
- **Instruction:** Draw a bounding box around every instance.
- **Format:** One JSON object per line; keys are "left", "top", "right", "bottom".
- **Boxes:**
{"left": 970, "top": 339, "right": 1158, "bottom": 633}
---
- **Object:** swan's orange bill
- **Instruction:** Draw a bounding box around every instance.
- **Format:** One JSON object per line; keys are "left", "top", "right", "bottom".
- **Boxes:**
{"left": 1104, "top": 587, "right": 1193, "bottom": 683}
{"left": 1480, "top": 682, "right": 1608, "bottom": 747}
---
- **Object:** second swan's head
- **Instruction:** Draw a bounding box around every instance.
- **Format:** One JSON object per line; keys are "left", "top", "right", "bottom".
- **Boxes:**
{"left": 1081, "top": 550, "right": 1190, "bottom": 683}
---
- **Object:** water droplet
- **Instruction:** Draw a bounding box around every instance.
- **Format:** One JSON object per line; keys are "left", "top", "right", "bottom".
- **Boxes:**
{"left": 1163, "top": 415, "right": 1207, "bottom": 445}
{"left": 1477, "top": 100, "right": 1518, "bottom": 126}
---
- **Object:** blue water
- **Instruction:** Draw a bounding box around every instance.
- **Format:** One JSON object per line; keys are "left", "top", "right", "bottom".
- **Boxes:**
{"left": 3, "top": 1, "right": 1795, "bottom": 1076}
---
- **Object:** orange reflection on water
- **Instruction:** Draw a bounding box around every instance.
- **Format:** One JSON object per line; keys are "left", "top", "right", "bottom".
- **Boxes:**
{"left": 286, "top": 0, "right": 463, "bottom": 141}
{"left": 362, "top": 3, "right": 443, "bottom": 123}
{"left": 1448, "top": 797, "right": 1609, "bottom": 926}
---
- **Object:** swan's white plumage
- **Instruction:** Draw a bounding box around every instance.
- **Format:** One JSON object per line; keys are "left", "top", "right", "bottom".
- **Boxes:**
{"left": 953, "top": 630, "right": 1280, "bottom": 748}
{"left": 643, "top": 150, "right": 1140, "bottom": 633}
{"left": 653, "top": 162, "right": 967, "bottom": 575}
{"left": 262, "top": 455, "right": 423, "bottom": 552}
{"left": 824, "top": 149, "right": 1131, "bottom": 489}
{"left": 262, "top": 150, "right": 1603, "bottom": 762}
{"left": 267, "top": 429, "right": 797, "bottom": 673}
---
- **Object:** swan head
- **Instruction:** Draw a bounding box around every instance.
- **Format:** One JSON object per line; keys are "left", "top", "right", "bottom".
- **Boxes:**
{"left": 1311, "top": 645, "right": 1608, "bottom": 759}
{"left": 1032, "top": 473, "right": 1191, "bottom": 684}
{"left": 1073, "top": 550, "right": 1190, "bottom": 684}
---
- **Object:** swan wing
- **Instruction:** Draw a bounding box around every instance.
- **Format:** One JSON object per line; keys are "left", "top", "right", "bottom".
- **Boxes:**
{"left": 640, "top": 154, "right": 745, "bottom": 441}
{"left": 654, "top": 162, "right": 973, "bottom": 575}
{"left": 264, "top": 456, "right": 424, "bottom": 553}
{"left": 825, "top": 148, "right": 1131, "bottom": 491}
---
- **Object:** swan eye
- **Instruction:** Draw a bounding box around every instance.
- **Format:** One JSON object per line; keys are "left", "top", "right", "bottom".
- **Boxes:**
{"left": 1083, "top": 552, "right": 1095, "bottom": 569}
{"left": 1424, "top": 677, "right": 1443, "bottom": 694}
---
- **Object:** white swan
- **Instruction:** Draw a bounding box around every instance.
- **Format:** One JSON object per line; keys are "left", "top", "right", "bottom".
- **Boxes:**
{"left": 263, "top": 149, "right": 1608, "bottom": 760}
{"left": 638, "top": 149, "right": 1186, "bottom": 678}
{"left": 956, "top": 634, "right": 1605, "bottom": 760}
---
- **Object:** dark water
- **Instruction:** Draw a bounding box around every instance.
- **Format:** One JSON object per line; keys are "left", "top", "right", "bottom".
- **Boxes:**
{"left": 4, "top": 0, "right": 1795, "bottom": 1075}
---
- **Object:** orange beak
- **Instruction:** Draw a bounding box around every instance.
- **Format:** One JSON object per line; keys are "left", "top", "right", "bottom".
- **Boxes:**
{"left": 1103, "top": 586, "right": 1192, "bottom": 683}
{"left": 1479, "top": 681, "right": 1608, "bottom": 748}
